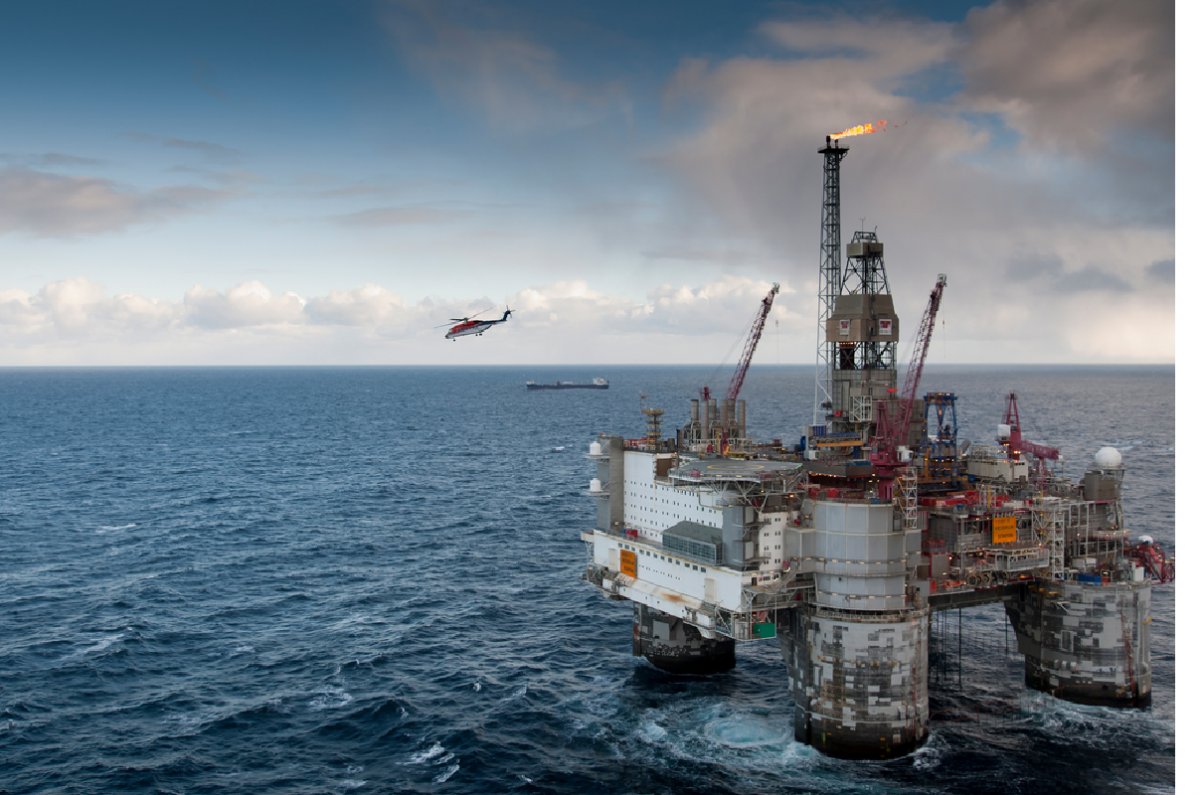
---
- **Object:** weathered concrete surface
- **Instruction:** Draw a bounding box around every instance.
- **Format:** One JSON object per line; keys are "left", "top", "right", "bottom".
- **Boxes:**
{"left": 779, "top": 605, "right": 930, "bottom": 759}
{"left": 633, "top": 603, "right": 735, "bottom": 674}
{"left": 1005, "top": 580, "right": 1152, "bottom": 707}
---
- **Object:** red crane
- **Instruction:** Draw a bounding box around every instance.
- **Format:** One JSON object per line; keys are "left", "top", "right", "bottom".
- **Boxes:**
{"left": 727, "top": 283, "right": 781, "bottom": 400}
{"left": 870, "top": 274, "right": 947, "bottom": 500}
{"left": 1000, "top": 392, "right": 1060, "bottom": 462}
{"left": 700, "top": 283, "right": 781, "bottom": 402}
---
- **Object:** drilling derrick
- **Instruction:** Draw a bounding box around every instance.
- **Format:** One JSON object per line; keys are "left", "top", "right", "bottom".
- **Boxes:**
{"left": 825, "top": 230, "right": 901, "bottom": 437}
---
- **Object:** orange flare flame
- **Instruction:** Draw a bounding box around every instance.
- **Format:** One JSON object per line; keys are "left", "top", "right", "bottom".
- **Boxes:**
{"left": 829, "top": 120, "right": 889, "bottom": 141}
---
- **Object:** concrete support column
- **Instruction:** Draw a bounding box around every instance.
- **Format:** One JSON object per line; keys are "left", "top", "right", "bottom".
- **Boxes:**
{"left": 1005, "top": 580, "right": 1152, "bottom": 707}
{"left": 633, "top": 603, "right": 735, "bottom": 674}
{"left": 778, "top": 605, "right": 930, "bottom": 759}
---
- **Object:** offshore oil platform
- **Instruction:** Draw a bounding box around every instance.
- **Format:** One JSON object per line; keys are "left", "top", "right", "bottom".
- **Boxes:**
{"left": 579, "top": 131, "right": 1174, "bottom": 759}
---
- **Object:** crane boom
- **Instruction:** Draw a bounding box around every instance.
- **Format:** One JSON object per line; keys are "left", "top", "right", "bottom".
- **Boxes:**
{"left": 890, "top": 274, "right": 947, "bottom": 451}
{"left": 1001, "top": 392, "right": 1060, "bottom": 461}
{"left": 726, "top": 283, "right": 781, "bottom": 401}
{"left": 870, "top": 273, "right": 947, "bottom": 500}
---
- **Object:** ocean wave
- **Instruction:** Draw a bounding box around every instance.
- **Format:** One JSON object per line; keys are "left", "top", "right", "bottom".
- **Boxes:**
{"left": 58, "top": 633, "right": 125, "bottom": 662}
{"left": 402, "top": 742, "right": 445, "bottom": 765}
{"left": 308, "top": 685, "right": 353, "bottom": 711}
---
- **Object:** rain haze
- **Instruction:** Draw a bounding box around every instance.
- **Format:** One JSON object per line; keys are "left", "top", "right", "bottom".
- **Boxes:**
{"left": 0, "top": 0, "right": 1177, "bottom": 366}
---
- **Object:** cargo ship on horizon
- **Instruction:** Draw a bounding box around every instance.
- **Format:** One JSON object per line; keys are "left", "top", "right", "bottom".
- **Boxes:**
{"left": 527, "top": 378, "right": 609, "bottom": 390}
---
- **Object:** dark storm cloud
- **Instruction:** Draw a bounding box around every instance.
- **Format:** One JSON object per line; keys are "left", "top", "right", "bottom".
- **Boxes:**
{"left": 1005, "top": 251, "right": 1064, "bottom": 281}
{"left": 958, "top": 0, "right": 1173, "bottom": 154}
{"left": 1054, "top": 265, "right": 1131, "bottom": 293}
{"left": 0, "top": 168, "right": 234, "bottom": 236}
{"left": 1006, "top": 253, "right": 1130, "bottom": 293}
{"left": 1146, "top": 259, "right": 1173, "bottom": 285}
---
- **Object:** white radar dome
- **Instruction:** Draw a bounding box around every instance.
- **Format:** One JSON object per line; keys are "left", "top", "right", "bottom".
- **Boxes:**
{"left": 589, "top": 478, "right": 603, "bottom": 493}
{"left": 1138, "top": 534, "right": 1154, "bottom": 545}
{"left": 997, "top": 424, "right": 1011, "bottom": 440}
{"left": 1094, "top": 447, "right": 1123, "bottom": 468}
{"left": 589, "top": 441, "right": 602, "bottom": 456}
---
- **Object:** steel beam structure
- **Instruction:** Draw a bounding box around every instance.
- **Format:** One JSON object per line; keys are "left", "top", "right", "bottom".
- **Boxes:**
{"left": 814, "top": 140, "right": 849, "bottom": 425}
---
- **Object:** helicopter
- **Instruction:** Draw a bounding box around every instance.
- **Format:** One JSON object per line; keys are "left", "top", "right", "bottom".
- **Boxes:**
{"left": 440, "top": 306, "right": 513, "bottom": 340}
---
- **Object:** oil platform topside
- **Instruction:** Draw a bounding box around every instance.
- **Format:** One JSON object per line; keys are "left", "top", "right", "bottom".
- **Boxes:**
{"left": 579, "top": 134, "right": 1174, "bottom": 761}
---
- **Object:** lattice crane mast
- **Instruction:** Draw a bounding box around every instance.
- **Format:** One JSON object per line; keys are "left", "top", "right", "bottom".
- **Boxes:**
{"left": 700, "top": 283, "right": 781, "bottom": 402}
{"left": 870, "top": 274, "right": 947, "bottom": 500}
{"left": 999, "top": 391, "right": 1060, "bottom": 482}
{"left": 727, "top": 283, "right": 780, "bottom": 401}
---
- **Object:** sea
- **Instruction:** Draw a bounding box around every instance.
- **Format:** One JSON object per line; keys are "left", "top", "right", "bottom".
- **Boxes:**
{"left": 0, "top": 364, "right": 1174, "bottom": 794}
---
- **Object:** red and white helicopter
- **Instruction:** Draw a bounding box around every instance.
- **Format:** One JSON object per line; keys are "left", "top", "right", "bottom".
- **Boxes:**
{"left": 440, "top": 307, "right": 513, "bottom": 340}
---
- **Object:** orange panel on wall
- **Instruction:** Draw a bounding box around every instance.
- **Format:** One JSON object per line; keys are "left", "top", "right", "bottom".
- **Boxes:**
{"left": 620, "top": 549, "right": 637, "bottom": 578}
{"left": 992, "top": 516, "right": 1017, "bottom": 544}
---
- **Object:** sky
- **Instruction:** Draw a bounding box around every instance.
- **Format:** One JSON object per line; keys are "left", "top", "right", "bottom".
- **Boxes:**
{"left": 0, "top": 0, "right": 1178, "bottom": 366}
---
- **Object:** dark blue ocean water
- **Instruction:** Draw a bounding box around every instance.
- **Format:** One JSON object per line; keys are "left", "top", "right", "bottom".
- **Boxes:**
{"left": 0, "top": 365, "right": 1174, "bottom": 794}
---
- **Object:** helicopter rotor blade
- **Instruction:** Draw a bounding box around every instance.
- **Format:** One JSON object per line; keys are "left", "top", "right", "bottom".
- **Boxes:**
{"left": 465, "top": 306, "right": 495, "bottom": 320}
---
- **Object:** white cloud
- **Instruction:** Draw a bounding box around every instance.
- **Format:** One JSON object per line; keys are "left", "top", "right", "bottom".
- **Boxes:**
{"left": 0, "top": 288, "right": 45, "bottom": 330}
{"left": 305, "top": 284, "right": 408, "bottom": 326}
{"left": 0, "top": 277, "right": 176, "bottom": 339}
{"left": 184, "top": 282, "right": 307, "bottom": 330}
{"left": 0, "top": 270, "right": 1172, "bottom": 364}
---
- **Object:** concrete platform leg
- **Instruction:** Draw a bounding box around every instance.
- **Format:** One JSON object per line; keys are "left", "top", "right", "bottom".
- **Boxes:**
{"left": 779, "top": 605, "right": 930, "bottom": 759}
{"left": 633, "top": 603, "right": 735, "bottom": 674}
{"left": 1005, "top": 580, "right": 1152, "bottom": 707}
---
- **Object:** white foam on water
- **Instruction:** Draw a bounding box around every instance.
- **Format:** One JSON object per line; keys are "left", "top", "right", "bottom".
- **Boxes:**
{"left": 402, "top": 742, "right": 444, "bottom": 765}
{"left": 307, "top": 685, "right": 352, "bottom": 711}
{"left": 911, "top": 731, "right": 947, "bottom": 771}
{"left": 59, "top": 633, "right": 125, "bottom": 661}
{"left": 552, "top": 446, "right": 565, "bottom": 452}
{"left": 98, "top": 523, "right": 136, "bottom": 531}
{"left": 346, "top": 765, "right": 363, "bottom": 774}
{"left": 433, "top": 762, "right": 459, "bottom": 784}
{"left": 501, "top": 684, "right": 527, "bottom": 702}
{"left": 472, "top": 682, "right": 481, "bottom": 692}
{"left": 433, "top": 752, "right": 455, "bottom": 766}
{"left": 517, "top": 774, "right": 533, "bottom": 785}
{"left": 704, "top": 716, "right": 790, "bottom": 748}
{"left": 335, "top": 780, "right": 366, "bottom": 790}
{"left": 232, "top": 645, "right": 255, "bottom": 655}
{"left": 637, "top": 720, "right": 667, "bottom": 742}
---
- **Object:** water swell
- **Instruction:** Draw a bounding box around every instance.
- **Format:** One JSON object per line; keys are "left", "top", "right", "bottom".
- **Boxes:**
{"left": 0, "top": 365, "right": 1174, "bottom": 794}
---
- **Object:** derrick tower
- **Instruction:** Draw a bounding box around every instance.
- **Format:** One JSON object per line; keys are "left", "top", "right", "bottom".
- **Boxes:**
{"left": 814, "top": 136, "right": 900, "bottom": 439}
